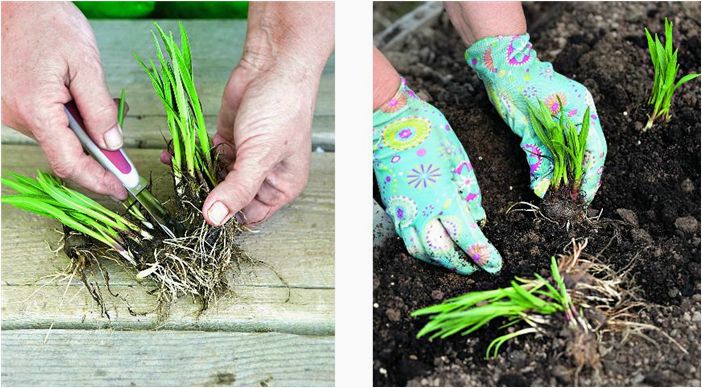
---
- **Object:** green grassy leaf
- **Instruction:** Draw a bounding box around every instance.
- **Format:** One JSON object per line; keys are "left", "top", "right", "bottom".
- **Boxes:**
{"left": 645, "top": 17, "right": 700, "bottom": 128}
{"left": 117, "top": 89, "right": 127, "bottom": 129}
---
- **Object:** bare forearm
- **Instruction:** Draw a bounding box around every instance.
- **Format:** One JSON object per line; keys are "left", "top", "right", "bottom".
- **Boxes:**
{"left": 242, "top": 2, "right": 334, "bottom": 77}
{"left": 373, "top": 47, "right": 401, "bottom": 110}
{"left": 444, "top": 1, "right": 526, "bottom": 46}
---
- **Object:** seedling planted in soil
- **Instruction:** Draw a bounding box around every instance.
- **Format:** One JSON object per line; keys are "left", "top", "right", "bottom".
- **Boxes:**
{"left": 413, "top": 240, "right": 684, "bottom": 377}
{"left": 644, "top": 17, "right": 700, "bottom": 130}
{"left": 526, "top": 99, "right": 590, "bottom": 223}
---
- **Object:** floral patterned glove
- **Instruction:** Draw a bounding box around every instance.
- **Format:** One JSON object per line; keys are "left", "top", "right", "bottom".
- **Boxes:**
{"left": 466, "top": 33, "right": 607, "bottom": 203}
{"left": 373, "top": 79, "right": 502, "bottom": 275}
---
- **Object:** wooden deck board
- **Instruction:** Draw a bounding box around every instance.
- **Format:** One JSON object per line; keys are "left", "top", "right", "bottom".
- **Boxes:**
{"left": 1, "top": 114, "right": 335, "bottom": 151}
{"left": 1, "top": 329, "right": 334, "bottom": 386}
{"left": 1, "top": 19, "right": 335, "bottom": 386}
{"left": 1, "top": 145, "right": 334, "bottom": 334}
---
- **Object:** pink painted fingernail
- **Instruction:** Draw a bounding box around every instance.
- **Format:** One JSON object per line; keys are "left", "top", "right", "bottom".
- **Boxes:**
{"left": 104, "top": 125, "right": 123, "bottom": 150}
{"left": 208, "top": 201, "right": 229, "bottom": 226}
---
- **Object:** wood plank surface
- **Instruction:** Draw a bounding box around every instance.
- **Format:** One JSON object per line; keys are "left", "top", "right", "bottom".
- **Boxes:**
{"left": 1, "top": 19, "right": 335, "bottom": 150}
{"left": 1, "top": 115, "right": 336, "bottom": 151}
{"left": 1, "top": 329, "right": 334, "bottom": 386}
{"left": 1, "top": 145, "right": 334, "bottom": 334}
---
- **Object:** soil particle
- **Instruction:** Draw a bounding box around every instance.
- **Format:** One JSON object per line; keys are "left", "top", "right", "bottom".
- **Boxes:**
{"left": 430, "top": 290, "right": 444, "bottom": 300}
{"left": 681, "top": 178, "right": 695, "bottom": 193}
{"left": 616, "top": 208, "right": 639, "bottom": 226}
{"left": 675, "top": 216, "right": 700, "bottom": 234}
{"left": 375, "top": 2, "right": 700, "bottom": 386}
{"left": 386, "top": 308, "right": 402, "bottom": 322}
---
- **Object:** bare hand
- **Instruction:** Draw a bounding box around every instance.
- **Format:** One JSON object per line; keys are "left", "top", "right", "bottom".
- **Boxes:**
{"left": 199, "top": 2, "right": 334, "bottom": 226}
{"left": 1, "top": 2, "right": 126, "bottom": 198}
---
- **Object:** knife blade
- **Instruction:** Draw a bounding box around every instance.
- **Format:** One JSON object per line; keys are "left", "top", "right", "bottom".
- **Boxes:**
{"left": 64, "top": 101, "right": 178, "bottom": 239}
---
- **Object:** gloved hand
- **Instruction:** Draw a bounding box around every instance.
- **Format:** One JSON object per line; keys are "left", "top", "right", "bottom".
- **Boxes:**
{"left": 373, "top": 79, "right": 502, "bottom": 275}
{"left": 466, "top": 33, "right": 607, "bottom": 203}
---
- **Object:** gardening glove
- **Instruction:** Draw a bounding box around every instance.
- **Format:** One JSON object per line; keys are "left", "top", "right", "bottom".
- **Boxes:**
{"left": 466, "top": 33, "right": 607, "bottom": 204}
{"left": 373, "top": 78, "right": 502, "bottom": 275}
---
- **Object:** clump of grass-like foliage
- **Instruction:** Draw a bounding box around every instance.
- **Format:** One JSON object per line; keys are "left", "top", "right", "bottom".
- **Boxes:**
{"left": 134, "top": 22, "right": 218, "bottom": 200}
{"left": 413, "top": 240, "right": 684, "bottom": 377}
{"left": 528, "top": 99, "right": 590, "bottom": 198}
{"left": 1, "top": 171, "right": 150, "bottom": 264}
{"left": 644, "top": 17, "right": 700, "bottom": 130}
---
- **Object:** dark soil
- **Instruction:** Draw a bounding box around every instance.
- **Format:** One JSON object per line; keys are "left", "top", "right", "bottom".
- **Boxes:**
{"left": 374, "top": 2, "right": 701, "bottom": 386}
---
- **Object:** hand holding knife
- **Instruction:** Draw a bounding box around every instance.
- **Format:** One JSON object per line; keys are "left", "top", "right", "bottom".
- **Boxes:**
{"left": 64, "top": 101, "right": 179, "bottom": 239}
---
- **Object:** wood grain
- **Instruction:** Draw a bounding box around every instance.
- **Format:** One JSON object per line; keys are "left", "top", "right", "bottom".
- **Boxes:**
{"left": 0, "top": 19, "right": 335, "bottom": 150}
{"left": 1, "top": 19, "right": 335, "bottom": 385}
{"left": 2, "top": 145, "right": 334, "bottom": 334}
{"left": 1, "top": 329, "right": 334, "bottom": 386}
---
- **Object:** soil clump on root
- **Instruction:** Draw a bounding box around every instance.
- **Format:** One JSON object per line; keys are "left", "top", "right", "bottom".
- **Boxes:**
{"left": 374, "top": 2, "right": 700, "bottom": 386}
{"left": 539, "top": 189, "right": 587, "bottom": 225}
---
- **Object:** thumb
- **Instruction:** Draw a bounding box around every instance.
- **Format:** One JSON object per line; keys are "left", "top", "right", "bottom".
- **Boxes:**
{"left": 202, "top": 156, "right": 269, "bottom": 226}
{"left": 68, "top": 61, "right": 122, "bottom": 150}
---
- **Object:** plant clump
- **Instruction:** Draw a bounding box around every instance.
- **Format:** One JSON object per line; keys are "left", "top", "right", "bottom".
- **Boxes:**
{"left": 527, "top": 99, "right": 590, "bottom": 223}
{"left": 644, "top": 17, "right": 700, "bottom": 130}
{"left": 412, "top": 240, "right": 683, "bottom": 380}
{"left": 2, "top": 23, "right": 263, "bottom": 320}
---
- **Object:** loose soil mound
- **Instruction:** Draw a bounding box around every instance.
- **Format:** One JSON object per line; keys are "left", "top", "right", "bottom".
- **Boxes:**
{"left": 374, "top": 2, "right": 701, "bottom": 386}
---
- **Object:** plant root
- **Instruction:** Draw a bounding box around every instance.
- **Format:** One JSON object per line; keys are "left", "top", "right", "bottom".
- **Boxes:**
{"left": 54, "top": 166, "right": 286, "bottom": 323}
{"left": 552, "top": 239, "right": 685, "bottom": 380}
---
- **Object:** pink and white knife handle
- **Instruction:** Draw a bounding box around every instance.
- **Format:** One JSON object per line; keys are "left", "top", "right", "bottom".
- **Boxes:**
{"left": 64, "top": 101, "right": 143, "bottom": 192}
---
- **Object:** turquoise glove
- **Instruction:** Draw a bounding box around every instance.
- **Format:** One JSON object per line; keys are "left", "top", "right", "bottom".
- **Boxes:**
{"left": 373, "top": 79, "right": 502, "bottom": 275}
{"left": 466, "top": 34, "right": 607, "bottom": 203}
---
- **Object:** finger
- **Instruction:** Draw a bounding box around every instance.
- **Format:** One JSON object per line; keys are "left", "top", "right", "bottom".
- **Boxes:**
{"left": 402, "top": 226, "right": 432, "bottom": 264}
{"left": 522, "top": 140, "right": 553, "bottom": 199}
{"left": 202, "top": 156, "right": 269, "bottom": 226}
{"left": 212, "top": 132, "right": 236, "bottom": 164}
{"left": 420, "top": 218, "right": 478, "bottom": 275}
{"left": 68, "top": 58, "right": 123, "bottom": 150}
{"left": 438, "top": 121, "right": 488, "bottom": 221}
{"left": 579, "top": 110, "right": 607, "bottom": 204}
{"left": 160, "top": 150, "right": 172, "bottom": 165}
{"left": 383, "top": 196, "right": 434, "bottom": 263}
{"left": 36, "top": 103, "right": 127, "bottom": 199}
{"left": 440, "top": 201, "right": 502, "bottom": 274}
{"left": 240, "top": 197, "right": 275, "bottom": 225}
{"left": 450, "top": 155, "right": 487, "bottom": 222}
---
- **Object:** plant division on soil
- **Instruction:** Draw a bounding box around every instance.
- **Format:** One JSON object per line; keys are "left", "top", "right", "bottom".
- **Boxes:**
{"left": 373, "top": 2, "right": 701, "bottom": 386}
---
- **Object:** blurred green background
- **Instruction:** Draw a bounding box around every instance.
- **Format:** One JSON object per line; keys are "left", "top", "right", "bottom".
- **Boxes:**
{"left": 74, "top": 1, "right": 248, "bottom": 19}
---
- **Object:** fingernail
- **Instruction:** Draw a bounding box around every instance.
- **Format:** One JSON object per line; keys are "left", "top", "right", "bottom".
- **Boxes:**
{"left": 208, "top": 201, "right": 229, "bottom": 226}
{"left": 104, "top": 125, "right": 123, "bottom": 150}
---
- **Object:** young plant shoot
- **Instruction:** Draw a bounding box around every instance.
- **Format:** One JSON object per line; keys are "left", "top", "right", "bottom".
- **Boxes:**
{"left": 527, "top": 98, "right": 590, "bottom": 201}
{"left": 413, "top": 255, "right": 581, "bottom": 359}
{"left": 644, "top": 17, "right": 700, "bottom": 130}
{"left": 134, "top": 22, "right": 218, "bottom": 199}
{"left": 1, "top": 171, "right": 149, "bottom": 264}
{"left": 413, "top": 240, "right": 678, "bottom": 370}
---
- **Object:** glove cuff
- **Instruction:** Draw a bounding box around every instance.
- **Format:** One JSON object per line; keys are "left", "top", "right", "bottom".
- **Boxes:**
{"left": 465, "top": 33, "right": 536, "bottom": 80}
{"left": 372, "top": 77, "right": 419, "bottom": 126}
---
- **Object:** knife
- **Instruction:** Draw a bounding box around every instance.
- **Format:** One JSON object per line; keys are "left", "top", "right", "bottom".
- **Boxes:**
{"left": 64, "top": 101, "right": 178, "bottom": 239}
